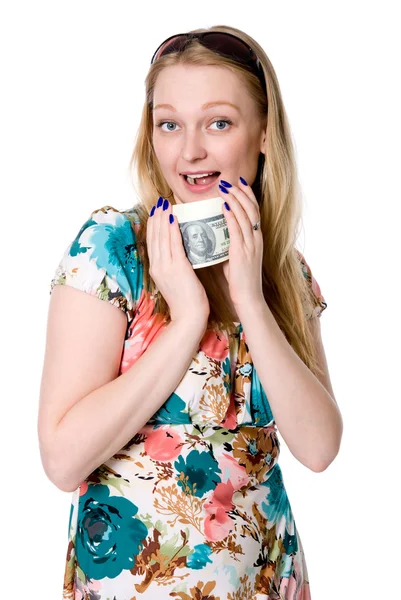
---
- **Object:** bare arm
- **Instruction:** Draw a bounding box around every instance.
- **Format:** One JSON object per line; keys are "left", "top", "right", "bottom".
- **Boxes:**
{"left": 236, "top": 297, "right": 342, "bottom": 473}
{"left": 38, "top": 284, "right": 208, "bottom": 493}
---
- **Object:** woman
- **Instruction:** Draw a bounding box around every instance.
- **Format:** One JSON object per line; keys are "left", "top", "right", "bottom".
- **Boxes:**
{"left": 38, "top": 24, "right": 343, "bottom": 599}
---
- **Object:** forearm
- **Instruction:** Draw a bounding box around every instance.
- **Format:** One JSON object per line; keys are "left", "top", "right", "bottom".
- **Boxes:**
{"left": 238, "top": 299, "right": 342, "bottom": 472}
{"left": 49, "top": 316, "right": 207, "bottom": 492}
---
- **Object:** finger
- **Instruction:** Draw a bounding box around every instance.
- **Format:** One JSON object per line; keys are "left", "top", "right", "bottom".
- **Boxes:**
{"left": 159, "top": 198, "right": 172, "bottom": 264}
{"left": 219, "top": 188, "right": 254, "bottom": 248}
{"left": 146, "top": 202, "right": 156, "bottom": 264}
{"left": 222, "top": 199, "right": 243, "bottom": 250}
{"left": 219, "top": 187, "right": 258, "bottom": 249}
{"left": 238, "top": 176, "right": 260, "bottom": 209}
{"left": 169, "top": 212, "right": 187, "bottom": 263}
{"left": 153, "top": 195, "right": 164, "bottom": 265}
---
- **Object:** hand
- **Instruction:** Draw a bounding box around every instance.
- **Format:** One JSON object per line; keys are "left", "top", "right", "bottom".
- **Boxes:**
{"left": 146, "top": 197, "right": 210, "bottom": 324}
{"left": 218, "top": 177, "right": 265, "bottom": 308}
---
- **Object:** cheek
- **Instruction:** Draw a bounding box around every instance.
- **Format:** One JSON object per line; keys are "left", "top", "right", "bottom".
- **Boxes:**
{"left": 222, "top": 136, "right": 250, "bottom": 164}
{"left": 152, "top": 137, "right": 163, "bottom": 160}
{"left": 153, "top": 139, "right": 178, "bottom": 171}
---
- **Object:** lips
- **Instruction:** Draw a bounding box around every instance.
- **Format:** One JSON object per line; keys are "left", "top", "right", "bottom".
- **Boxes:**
{"left": 181, "top": 171, "right": 220, "bottom": 177}
{"left": 181, "top": 172, "right": 221, "bottom": 194}
{"left": 183, "top": 172, "right": 219, "bottom": 182}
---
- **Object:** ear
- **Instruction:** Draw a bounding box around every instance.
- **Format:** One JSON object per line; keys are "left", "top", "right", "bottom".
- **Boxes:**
{"left": 260, "top": 128, "right": 267, "bottom": 155}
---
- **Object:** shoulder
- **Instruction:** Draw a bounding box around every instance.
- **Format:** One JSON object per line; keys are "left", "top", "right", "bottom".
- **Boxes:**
{"left": 69, "top": 204, "right": 142, "bottom": 275}
{"left": 50, "top": 204, "right": 145, "bottom": 323}
{"left": 73, "top": 204, "right": 143, "bottom": 238}
{"left": 295, "top": 249, "right": 328, "bottom": 319}
{"left": 70, "top": 204, "right": 145, "bottom": 263}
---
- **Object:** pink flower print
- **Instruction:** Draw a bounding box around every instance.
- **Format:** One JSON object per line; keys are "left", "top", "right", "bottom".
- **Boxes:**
{"left": 74, "top": 574, "right": 102, "bottom": 599}
{"left": 143, "top": 425, "right": 183, "bottom": 462}
{"left": 296, "top": 250, "right": 323, "bottom": 301}
{"left": 203, "top": 479, "right": 235, "bottom": 541}
{"left": 278, "top": 560, "right": 312, "bottom": 600}
{"left": 218, "top": 452, "right": 249, "bottom": 491}
{"left": 200, "top": 329, "right": 229, "bottom": 360}
{"left": 121, "top": 289, "right": 166, "bottom": 373}
{"left": 79, "top": 481, "right": 88, "bottom": 496}
{"left": 311, "top": 273, "right": 322, "bottom": 300}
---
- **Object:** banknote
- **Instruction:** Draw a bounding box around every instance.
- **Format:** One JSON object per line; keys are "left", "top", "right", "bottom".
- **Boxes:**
{"left": 172, "top": 196, "right": 230, "bottom": 269}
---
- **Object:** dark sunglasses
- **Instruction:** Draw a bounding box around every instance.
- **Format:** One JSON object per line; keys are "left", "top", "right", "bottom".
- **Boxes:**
{"left": 150, "top": 32, "right": 267, "bottom": 94}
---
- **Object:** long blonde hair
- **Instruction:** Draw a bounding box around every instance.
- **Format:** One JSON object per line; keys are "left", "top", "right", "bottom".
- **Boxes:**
{"left": 128, "top": 24, "right": 324, "bottom": 378}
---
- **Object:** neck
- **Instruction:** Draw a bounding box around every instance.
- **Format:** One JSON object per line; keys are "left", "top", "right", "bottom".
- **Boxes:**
{"left": 208, "top": 262, "right": 240, "bottom": 322}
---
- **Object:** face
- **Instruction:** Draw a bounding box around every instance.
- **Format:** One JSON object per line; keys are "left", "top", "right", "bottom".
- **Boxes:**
{"left": 152, "top": 64, "right": 266, "bottom": 204}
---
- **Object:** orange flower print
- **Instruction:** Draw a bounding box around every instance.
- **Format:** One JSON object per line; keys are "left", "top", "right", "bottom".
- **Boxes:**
{"left": 170, "top": 579, "right": 220, "bottom": 600}
{"left": 232, "top": 426, "right": 279, "bottom": 483}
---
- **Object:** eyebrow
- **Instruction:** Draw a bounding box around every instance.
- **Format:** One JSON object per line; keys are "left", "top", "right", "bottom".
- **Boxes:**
{"left": 153, "top": 101, "right": 241, "bottom": 113}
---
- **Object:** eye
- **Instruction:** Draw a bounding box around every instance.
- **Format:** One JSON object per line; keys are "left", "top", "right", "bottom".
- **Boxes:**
{"left": 210, "top": 119, "right": 233, "bottom": 130}
{"left": 156, "top": 121, "right": 178, "bottom": 132}
{"left": 155, "top": 118, "right": 233, "bottom": 132}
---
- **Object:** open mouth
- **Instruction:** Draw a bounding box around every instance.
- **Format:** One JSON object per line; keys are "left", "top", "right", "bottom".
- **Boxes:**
{"left": 182, "top": 172, "right": 220, "bottom": 186}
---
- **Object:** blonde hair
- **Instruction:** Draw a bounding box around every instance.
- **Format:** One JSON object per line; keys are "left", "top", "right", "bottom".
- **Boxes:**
{"left": 128, "top": 24, "right": 325, "bottom": 379}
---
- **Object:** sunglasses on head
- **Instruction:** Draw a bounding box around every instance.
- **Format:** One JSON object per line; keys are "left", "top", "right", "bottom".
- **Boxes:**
{"left": 150, "top": 31, "right": 267, "bottom": 94}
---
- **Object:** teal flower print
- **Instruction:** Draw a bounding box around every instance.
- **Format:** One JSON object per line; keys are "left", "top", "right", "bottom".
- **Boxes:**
{"left": 261, "top": 465, "right": 298, "bottom": 554}
{"left": 278, "top": 551, "right": 294, "bottom": 578}
{"left": 67, "top": 500, "right": 74, "bottom": 537}
{"left": 89, "top": 215, "right": 143, "bottom": 304}
{"left": 151, "top": 392, "right": 191, "bottom": 425}
{"left": 251, "top": 367, "right": 274, "bottom": 426}
{"left": 174, "top": 449, "right": 221, "bottom": 497}
{"left": 282, "top": 526, "right": 299, "bottom": 556}
{"left": 76, "top": 484, "right": 148, "bottom": 580}
{"left": 69, "top": 218, "right": 97, "bottom": 256}
{"left": 187, "top": 543, "right": 213, "bottom": 569}
{"left": 222, "top": 357, "right": 231, "bottom": 395}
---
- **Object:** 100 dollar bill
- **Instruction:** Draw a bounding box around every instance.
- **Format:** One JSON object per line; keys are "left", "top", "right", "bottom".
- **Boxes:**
{"left": 172, "top": 196, "right": 230, "bottom": 269}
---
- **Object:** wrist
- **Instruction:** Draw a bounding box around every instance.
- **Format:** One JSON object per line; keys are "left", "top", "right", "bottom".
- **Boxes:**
{"left": 171, "top": 312, "right": 209, "bottom": 331}
{"left": 233, "top": 294, "right": 266, "bottom": 314}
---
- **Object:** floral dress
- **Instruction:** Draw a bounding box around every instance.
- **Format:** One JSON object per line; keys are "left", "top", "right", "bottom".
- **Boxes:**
{"left": 49, "top": 205, "right": 327, "bottom": 600}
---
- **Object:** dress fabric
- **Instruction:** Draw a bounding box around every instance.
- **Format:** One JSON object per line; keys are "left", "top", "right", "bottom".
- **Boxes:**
{"left": 50, "top": 205, "right": 327, "bottom": 600}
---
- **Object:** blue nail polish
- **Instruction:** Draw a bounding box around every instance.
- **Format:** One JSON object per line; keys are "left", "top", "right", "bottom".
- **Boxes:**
{"left": 169, "top": 213, "right": 174, "bottom": 224}
{"left": 224, "top": 201, "right": 230, "bottom": 211}
{"left": 150, "top": 205, "right": 156, "bottom": 217}
{"left": 239, "top": 176, "right": 248, "bottom": 186}
{"left": 220, "top": 179, "right": 232, "bottom": 188}
{"left": 219, "top": 184, "right": 229, "bottom": 194}
{"left": 163, "top": 199, "right": 169, "bottom": 211}
{"left": 157, "top": 196, "right": 163, "bottom": 208}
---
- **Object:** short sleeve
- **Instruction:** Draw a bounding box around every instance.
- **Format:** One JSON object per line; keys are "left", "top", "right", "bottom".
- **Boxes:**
{"left": 296, "top": 250, "right": 328, "bottom": 319}
{"left": 50, "top": 205, "right": 144, "bottom": 324}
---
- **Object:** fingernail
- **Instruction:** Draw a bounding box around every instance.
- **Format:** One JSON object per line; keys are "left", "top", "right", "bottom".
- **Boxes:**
{"left": 157, "top": 196, "right": 163, "bottom": 208}
{"left": 224, "top": 201, "right": 230, "bottom": 211}
{"left": 163, "top": 199, "right": 169, "bottom": 211}
{"left": 169, "top": 213, "right": 174, "bottom": 224}
{"left": 150, "top": 205, "right": 156, "bottom": 217}
{"left": 239, "top": 176, "right": 248, "bottom": 186}
{"left": 219, "top": 184, "right": 229, "bottom": 194}
{"left": 220, "top": 179, "right": 232, "bottom": 188}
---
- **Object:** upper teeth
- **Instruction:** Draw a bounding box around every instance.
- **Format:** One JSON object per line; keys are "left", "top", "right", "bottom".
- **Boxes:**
{"left": 186, "top": 172, "right": 215, "bottom": 178}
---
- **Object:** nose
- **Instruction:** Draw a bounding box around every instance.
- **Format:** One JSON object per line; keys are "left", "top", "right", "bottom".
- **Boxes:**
{"left": 181, "top": 128, "right": 207, "bottom": 162}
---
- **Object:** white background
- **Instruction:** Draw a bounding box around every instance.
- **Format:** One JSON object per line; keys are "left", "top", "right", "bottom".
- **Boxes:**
{"left": 1, "top": 1, "right": 400, "bottom": 598}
